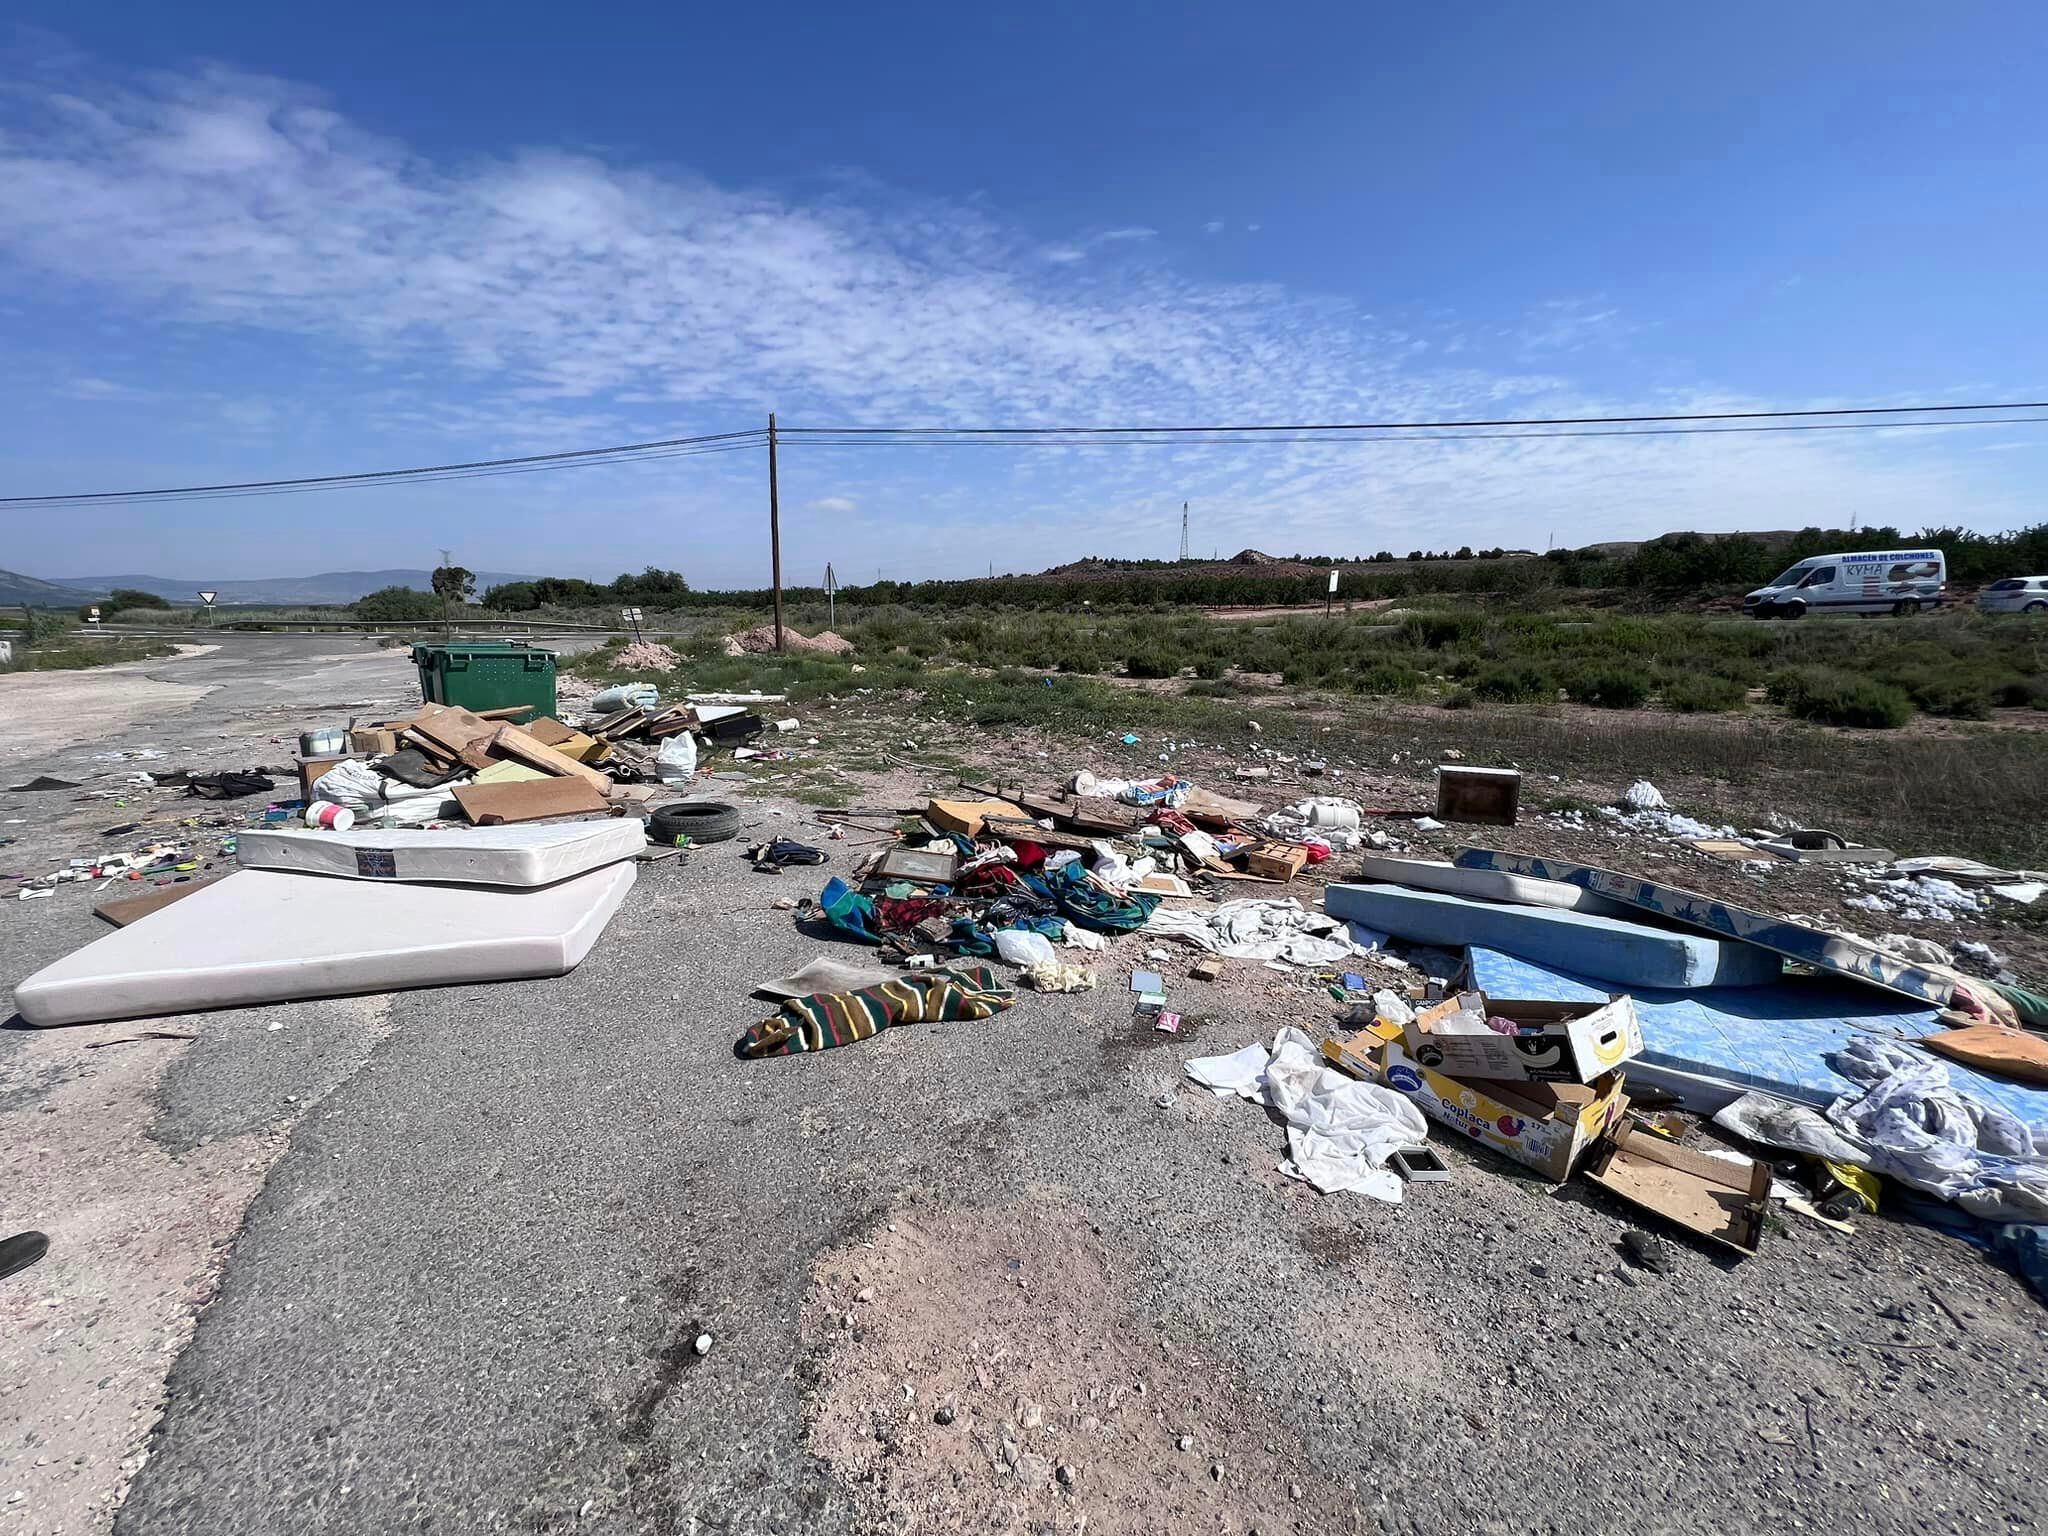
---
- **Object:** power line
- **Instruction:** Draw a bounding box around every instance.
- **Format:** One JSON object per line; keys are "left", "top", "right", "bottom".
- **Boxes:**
{"left": 10, "top": 398, "right": 2048, "bottom": 510}
{"left": 779, "top": 399, "right": 2048, "bottom": 436}
{"left": 778, "top": 416, "right": 2048, "bottom": 447}
{"left": 0, "top": 427, "right": 765, "bottom": 508}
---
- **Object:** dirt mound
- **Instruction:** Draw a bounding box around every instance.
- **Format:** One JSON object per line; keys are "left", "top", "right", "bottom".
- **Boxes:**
{"left": 802, "top": 1197, "right": 1355, "bottom": 1535}
{"left": 723, "top": 625, "right": 853, "bottom": 657}
{"left": 613, "top": 641, "right": 681, "bottom": 672}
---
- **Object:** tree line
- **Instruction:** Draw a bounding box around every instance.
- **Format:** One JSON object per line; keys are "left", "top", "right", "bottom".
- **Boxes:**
{"left": 395, "top": 525, "right": 2048, "bottom": 618}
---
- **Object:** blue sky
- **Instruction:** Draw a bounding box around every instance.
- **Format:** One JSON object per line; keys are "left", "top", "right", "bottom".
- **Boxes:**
{"left": 1, "top": 5, "right": 2044, "bottom": 585}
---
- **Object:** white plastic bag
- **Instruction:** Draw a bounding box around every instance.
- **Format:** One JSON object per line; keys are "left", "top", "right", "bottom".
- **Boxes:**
{"left": 994, "top": 928, "right": 1058, "bottom": 968}
{"left": 592, "top": 682, "right": 660, "bottom": 712}
{"left": 656, "top": 733, "right": 698, "bottom": 785}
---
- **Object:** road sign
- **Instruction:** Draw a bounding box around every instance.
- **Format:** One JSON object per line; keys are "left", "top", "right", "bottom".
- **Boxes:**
{"left": 621, "top": 607, "right": 644, "bottom": 641}
{"left": 1327, "top": 569, "right": 1340, "bottom": 593}
{"left": 197, "top": 591, "right": 218, "bottom": 605}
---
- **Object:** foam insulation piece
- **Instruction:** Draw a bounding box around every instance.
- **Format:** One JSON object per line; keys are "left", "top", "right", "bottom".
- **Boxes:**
{"left": 13, "top": 864, "right": 635, "bottom": 1026}
{"left": 235, "top": 820, "right": 645, "bottom": 887}
{"left": 1354, "top": 855, "right": 1638, "bottom": 919}
{"left": 1325, "top": 882, "right": 1784, "bottom": 990}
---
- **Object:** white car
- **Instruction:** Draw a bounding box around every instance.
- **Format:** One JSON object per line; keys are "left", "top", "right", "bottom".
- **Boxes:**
{"left": 1977, "top": 576, "right": 2048, "bottom": 615}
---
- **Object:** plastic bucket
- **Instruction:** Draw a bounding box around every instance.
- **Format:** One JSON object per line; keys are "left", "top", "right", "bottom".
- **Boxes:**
{"left": 305, "top": 801, "right": 356, "bottom": 831}
{"left": 300, "top": 728, "right": 346, "bottom": 756}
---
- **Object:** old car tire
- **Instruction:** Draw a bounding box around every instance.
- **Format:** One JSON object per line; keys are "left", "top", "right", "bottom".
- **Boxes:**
{"left": 649, "top": 802, "right": 742, "bottom": 845}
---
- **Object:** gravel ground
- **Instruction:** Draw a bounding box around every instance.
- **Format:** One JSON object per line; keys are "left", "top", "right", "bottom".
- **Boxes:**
{"left": 3, "top": 637, "right": 2045, "bottom": 1536}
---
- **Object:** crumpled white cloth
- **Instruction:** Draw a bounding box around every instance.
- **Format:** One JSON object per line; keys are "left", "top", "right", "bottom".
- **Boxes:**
{"left": 1824, "top": 1038, "right": 2048, "bottom": 1222}
{"left": 1145, "top": 898, "right": 1358, "bottom": 966}
{"left": 312, "top": 758, "right": 464, "bottom": 814}
{"left": 1185, "top": 1027, "right": 1429, "bottom": 1201}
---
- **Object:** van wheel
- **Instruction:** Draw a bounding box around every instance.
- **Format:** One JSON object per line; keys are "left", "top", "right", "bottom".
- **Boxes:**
{"left": 1892, "top": 598, "right": 1922, "bottom": 617}
{"left": 1781, "top": 601, "right": 1807, "bottom": 620}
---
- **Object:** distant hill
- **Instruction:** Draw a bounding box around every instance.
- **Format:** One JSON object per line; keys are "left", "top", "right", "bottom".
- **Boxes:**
{"left": 0, "top": 568, "right": 102, "bottom": 607}
{"left": 48, "top": 569, "right": 539, "bottom": 606}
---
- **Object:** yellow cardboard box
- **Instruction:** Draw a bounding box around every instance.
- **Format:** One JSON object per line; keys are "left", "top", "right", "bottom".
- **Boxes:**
{"left": 1379, "top": 1040, "right": 1629, "bottom": 1181}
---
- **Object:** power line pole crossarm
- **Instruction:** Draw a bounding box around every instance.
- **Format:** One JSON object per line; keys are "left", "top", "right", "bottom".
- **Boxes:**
{"left": 768, "top": 413, "right": 785, "bottom": 654}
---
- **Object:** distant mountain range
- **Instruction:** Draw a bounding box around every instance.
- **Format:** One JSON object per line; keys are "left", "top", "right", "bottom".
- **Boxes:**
{"left": 0, "top": 568, "right": 537, "bottom": 607}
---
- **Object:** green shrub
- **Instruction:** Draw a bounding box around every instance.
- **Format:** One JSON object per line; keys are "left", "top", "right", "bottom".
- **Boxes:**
{"left": 1186, "top": 678, "right": 1237, "bottom": 697}
{"left": 1662, "top": 674, "right": 1748, "bottom": 713}
{"left": 1566, "top": 664, "right": 1653, "bottom": 709}
{"left": 1767, "top": 668, "right": 1914, "bottom": 729}
{"left": 1347, "top": 661, "right": 1424, "bottom": 696}
{"left": 1464, "top": 663, "right": 1556, "bottom": 703}
{"left": 1124, "top": 648, "right": 1178, "bottom": 679}
{"left": 1399, "top": 611, "right": 1485, "bottom": 649}
{"left": 1192, "top": 654, "right": 1229, "bottom": 680}
{"left": 351, "top": 586, "right": 442, "bottom": 622}
{"left": 1896, "top": 668, "right": 1995, "bottom": 721}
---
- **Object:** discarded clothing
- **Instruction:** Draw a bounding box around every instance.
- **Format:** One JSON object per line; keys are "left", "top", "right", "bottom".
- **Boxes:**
{"left": 749, "top": 838, "right": 827, "bottom": 873}
{"left": 374, "top": 750, "right": 465, "bottom": 790}
{"left": 186, "top": 771, "right": 274, "bottom": 801}
{"left": 1185, "top": 1027, "right": 1429, "bottom": 1202}
{"left": 1146, "top": 898, "right": 1356, "bottom": 966}
{"left": 736, "top": 965, "right": 1016, "bottom": 1058}
{"left": 1826, "top": 1038, "right": 2048, "bottom": 1222}
{"left": 817, "top": 877, "right": 882, "bottom": 943}
{"left": 1047, "top": 862, "right": 1160, "bottom": 933}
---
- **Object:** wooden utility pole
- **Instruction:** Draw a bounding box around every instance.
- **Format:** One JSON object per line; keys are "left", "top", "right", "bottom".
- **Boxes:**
{"left": 768, "top": 413, "right": 785, "bottom": 653}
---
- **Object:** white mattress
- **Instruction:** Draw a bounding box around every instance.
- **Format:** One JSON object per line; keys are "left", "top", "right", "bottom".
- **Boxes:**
{"left": 1354, "top": 855, "right": 1638, "bottom": 918}
{"left": 235, "top": 820, "right": 645, "bottom": 887}
{"left": 13, "top": 863, "right": 635, "bottom": 1027}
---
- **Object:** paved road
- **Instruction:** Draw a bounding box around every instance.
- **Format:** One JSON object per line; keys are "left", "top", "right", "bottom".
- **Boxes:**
{"left": 6, "top": 636, "right": 2046, "bottom": 1536}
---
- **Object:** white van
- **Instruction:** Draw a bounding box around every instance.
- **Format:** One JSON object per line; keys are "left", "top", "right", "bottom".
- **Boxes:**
{"left": 1743, "top": 548, "right": 1947, "bottom": 619}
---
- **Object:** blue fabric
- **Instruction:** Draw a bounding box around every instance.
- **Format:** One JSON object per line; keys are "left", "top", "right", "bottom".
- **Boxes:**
{"left": 1325, "top": 882, "right": 1783, "bottom": 989}
{"left": 1466, "top": 947, "right": 2048, "bottom": 1136}
{"left": 817, "top": 877, "right": 881, "bottom": 944}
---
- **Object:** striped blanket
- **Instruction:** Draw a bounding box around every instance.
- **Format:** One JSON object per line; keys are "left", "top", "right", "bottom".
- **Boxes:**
{"left": 737, "top": 965, "right": 1016, "bottom": 1059}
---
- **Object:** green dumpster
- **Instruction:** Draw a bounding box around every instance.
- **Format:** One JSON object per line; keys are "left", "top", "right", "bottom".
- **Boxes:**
{"left": 411, "top": 641, "right": 558, "bottom": 719}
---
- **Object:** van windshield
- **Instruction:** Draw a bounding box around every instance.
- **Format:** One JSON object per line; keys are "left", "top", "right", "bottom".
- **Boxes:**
{"left": 1766, "top": 564, "right": 1809, "bottom": 588}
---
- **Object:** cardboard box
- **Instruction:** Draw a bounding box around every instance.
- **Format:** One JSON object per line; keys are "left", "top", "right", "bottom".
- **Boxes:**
{"left": 1378, "top": 1040, "right": 1629, "bottom": 1181}
{"left": 349, "top": 728, "right": 400, "bottom": 755}
{"left": 1244, "top": 843, "right": 1309, "bottom": 881}
{"left": 1583, "top": 1121, "right": 1770, "bottom": 1256}
{"left": 1403, "top": 990, "right": 1643, "bottom": 1084}
{"left": 1436, "top": 765, "right": 1521, "bottom": 826}
{"left": 924, "top": 797, "right": 1026, "bottom": 838}
{"left": 453, "top": 777, "right": 610, "bottom": 825}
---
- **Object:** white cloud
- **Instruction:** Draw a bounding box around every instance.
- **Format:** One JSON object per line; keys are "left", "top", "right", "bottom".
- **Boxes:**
{"left": 0, "top": 52, "right": 2032, "bottom": 581}
{"left": 1203, "top": 219, "right": 1225, "bottom": 235}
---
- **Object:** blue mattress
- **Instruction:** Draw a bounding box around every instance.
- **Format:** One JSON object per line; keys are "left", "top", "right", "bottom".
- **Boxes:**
{"left": 1467, "top": 947, "right": 2048, "bottom": 1136}
{"left": 1325, "top": 882, "right": 1783, "bottom": 990}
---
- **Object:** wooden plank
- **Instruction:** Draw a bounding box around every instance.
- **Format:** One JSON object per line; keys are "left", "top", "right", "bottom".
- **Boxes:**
{"left": 453, "top": 778, "right": 610, "bottom": 824}
{"left": 489, "top": 724, "right": 613, "bottom": 792}
{"left": 524, "top": 716, "right": 578, "bottom": 746}
{"left": 95, "top": 878, "right": 222, "bottom": 927}
{"left": 1181, "top": 787, "right": 1263, "bottom": 827}
{"left": 980, "top": 816, "right": 1100, "bottom": 853}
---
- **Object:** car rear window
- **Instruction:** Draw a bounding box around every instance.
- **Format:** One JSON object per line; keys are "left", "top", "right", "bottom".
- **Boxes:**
{"left": 1989, "top": 579, "right": 2023, "bottom": 591}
